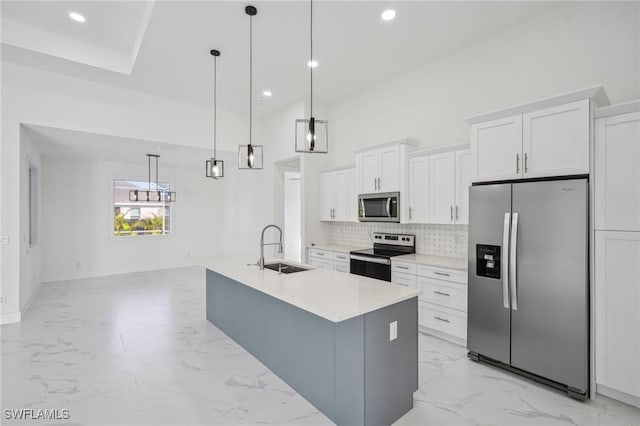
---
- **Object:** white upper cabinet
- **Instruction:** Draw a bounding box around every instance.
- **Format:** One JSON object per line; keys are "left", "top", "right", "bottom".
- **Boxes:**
{"left": 379, "top": 146, "right": 400, "bottom": 192}
{"left": 595, "top": 110, "right": 640, "bottom": 231}
{"left": 407, "top": 147, "right": 470, "bottom": 225}
{"left": 467, "top": 86, "right": 610, "bottom": 183}
{"left": 320, "top": 172, "right": 334, "bottom": 221}
{"left": 358, "top": 151, "right": 379, "bottom": 194}
{"left": 470, "top": 114, "right": 523, "bottom": 182}
{"left": 333, "top": 170, "right": 349, "bottom": 221}
{"left": 408, "top": 156, "right": 429, "bottom": 223}
{"left": 429, "top": 152, "right": 457, "bottom": 224}
{"left": 319, "top": 168, "right": 356, "bottom": 222}
{"left": 455, "top": 149, "right": 471, "bottom": 224}
{"left": 355, "top": 140, "right": 417, "bottom": 196}
{"left": 523, "top": 99, "right": 590, "bottom": 178}
{"left": 348, "top": 169, "right": 359, "bottom": 222}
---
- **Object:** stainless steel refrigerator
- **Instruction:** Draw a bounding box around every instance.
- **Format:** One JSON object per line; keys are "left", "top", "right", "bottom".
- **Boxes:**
{"left": 467, "top": 178, "right": 589, "bottom": 399}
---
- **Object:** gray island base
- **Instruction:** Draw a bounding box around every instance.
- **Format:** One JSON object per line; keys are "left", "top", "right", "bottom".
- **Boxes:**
{"left": 206, "top": 270, "right": 418, "bottom": 426}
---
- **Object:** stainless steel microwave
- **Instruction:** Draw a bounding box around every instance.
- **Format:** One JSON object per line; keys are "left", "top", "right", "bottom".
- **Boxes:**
{"left": 358, "top": 192, "right": 400, "bottom": 222}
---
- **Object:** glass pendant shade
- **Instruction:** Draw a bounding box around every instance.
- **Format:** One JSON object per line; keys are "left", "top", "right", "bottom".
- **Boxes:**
{"left": 205, "top": 158, "right": 224, "bottom": 179}
{"left": 295, "top": 117, "right": 328, "bottom": 153}
{"left": 237, "top": 144, "right": 263, "bottom": 169}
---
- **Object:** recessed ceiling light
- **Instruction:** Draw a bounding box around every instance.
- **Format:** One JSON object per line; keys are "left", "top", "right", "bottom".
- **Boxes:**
{"left": 307, "top": 60, "right": 318, "bottom": 68}
{"left": 262, "top": 90, "right": 272, "bottom": 97}
{"left": 69, "top": 12, "right": 86, "bottom": 23}
{"left": 381, "top": 9, "right": 396, "bottom": 21}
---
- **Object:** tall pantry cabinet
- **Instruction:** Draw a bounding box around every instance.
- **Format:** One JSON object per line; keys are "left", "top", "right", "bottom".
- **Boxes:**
{"left": 594, "top": 101, "right": 640, "bottom": 408}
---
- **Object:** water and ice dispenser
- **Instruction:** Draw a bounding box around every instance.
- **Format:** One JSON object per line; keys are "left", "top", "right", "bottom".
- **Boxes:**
{"left": 476, "top": 244, "right": 501, "bottom": 279}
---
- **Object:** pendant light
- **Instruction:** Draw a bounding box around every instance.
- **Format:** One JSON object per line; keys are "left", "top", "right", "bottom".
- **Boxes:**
{"left": 295, "top": 0, "right": 328, "bottom": 154}
{"left": 206, "top": 49, "right": 224, "bottom": 179}
{"left": 129, "top": 154, "right": 176, "bottom": 203}
{"left": 238, "top": 5, "right": 263, "bottom": 169}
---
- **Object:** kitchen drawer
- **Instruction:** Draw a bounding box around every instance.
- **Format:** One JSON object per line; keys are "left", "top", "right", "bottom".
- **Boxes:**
{"left": 419, "top": 302, "right": 467, "bottom": 340}
{"left": 309, "top": 258, "right": 334, "bottom": 270}
{"left": 333, "top": 252, "right": 350, "bottom": 263}
{"left": 335, "top": 261, "right": 349, "bottom": 273}
{"left": 418, "top": 277, "right": 467, "bottom": 312}
{"left": 417, "top": 265, "right": 467, "bottom": 284}
{"left": 309, "top": 248, "right": 334, "bottom": 260}
{"left": 392, "top": 261, "right": 417, "bottom": 275}
{"left": 391, "top": 271, "right": 417, "bottom": 287}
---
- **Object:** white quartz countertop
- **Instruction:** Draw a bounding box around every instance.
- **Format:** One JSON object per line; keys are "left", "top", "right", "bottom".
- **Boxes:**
{"left": 307, "top": 243, "right": 367, "bottom": 253}
{"left": 204, "top": 254, "right": 421, "bottom": 323}
{"left": 392, "top": 254, "right": 468, "bottom": 271}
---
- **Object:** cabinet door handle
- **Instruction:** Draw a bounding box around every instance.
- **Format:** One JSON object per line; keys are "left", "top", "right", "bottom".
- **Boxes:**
{"left": 450, "top": 205, "right": 453, "bottom": 221}
{"left": 524, "top": 153, "right": 529, "bottom": 173}
{"left": 455, "top": 205, "right": 459, "bottom": 221}
{"left": 516, "top": 153, "right": 520, "bottom": 174}
{"left": 396, "top": 265, "right": 409, "bottom": 270}
{"left": 409, "top": 207, "right": 412, "bottom": 220}
{"left": 434, "top": 290, "right": 450, "bottom": 297}
{"left": 434, "top": 271, "right": 450, "bottom": 277}
{"left": 434, "top": 316, "right": 450, "bottom": 323}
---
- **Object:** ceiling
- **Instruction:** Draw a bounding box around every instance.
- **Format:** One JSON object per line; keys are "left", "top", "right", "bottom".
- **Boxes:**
{"left": 23, "top": 124, "right": 222, "bottom": 168}
{"left": 2, "top": 1, "right": 561, "bottom": 117}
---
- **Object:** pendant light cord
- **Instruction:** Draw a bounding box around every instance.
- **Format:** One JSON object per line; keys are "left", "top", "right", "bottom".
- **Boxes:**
{"left": 249, "top": 13, "right": 253, "bottom": 148}
{"left": 213, "top": 54, "right": 217, "bottom": 157}
{"left": 309, "top": 0, "right": 313, "bottom": 118}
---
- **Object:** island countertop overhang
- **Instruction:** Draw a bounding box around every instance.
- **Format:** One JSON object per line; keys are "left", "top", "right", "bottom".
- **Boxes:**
{"left": 204, "top": 254, "right": 421, "bottom": 323}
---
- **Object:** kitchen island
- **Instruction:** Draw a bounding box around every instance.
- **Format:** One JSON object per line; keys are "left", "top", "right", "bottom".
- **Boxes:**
{"left": 205, "top": 255, "right": 421, "bottom": 426}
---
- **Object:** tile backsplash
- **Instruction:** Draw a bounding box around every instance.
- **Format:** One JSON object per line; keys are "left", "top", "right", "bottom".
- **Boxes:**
{"left": 330, "top": 222, "right": 468, "bottom": 259}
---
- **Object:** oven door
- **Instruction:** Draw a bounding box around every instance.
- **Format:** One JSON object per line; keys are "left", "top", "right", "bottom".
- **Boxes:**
{"left": 358, "top": 192, "right": 400, "bottom": 222}
{"left": 350, "top": 254, "right": 392, "bottom": 282}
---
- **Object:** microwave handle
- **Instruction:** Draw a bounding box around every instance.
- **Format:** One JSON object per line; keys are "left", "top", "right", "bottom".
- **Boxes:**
{"left": 360, "top": 198, "right": 366, "bottom": 218}
{"left": 386, "top": 198, "right": 391, "bottom": 217}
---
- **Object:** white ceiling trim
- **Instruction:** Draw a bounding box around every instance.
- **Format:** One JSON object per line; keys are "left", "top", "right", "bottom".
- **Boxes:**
{"left": 1, "top": 1, "right": 156, "bottom": 74}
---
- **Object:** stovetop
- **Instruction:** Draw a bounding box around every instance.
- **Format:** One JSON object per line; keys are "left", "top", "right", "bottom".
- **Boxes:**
{"left": 350, "top": 233, "right": 416, "bottom": 259}
{"left": 350, "top": 247, "right": 410, "bottom": 259}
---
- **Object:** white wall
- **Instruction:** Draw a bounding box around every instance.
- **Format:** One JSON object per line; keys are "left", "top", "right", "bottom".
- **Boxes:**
{"left": 18, "top": 127, "right": 42, "bottom": 319}
{"left": 40, "top": 156, "right": 225, "bottom": 282}
{"left": 327, "top": 2, "right": 640, "bottom": 162}
{"left": 1, "top": 61, "right": 245, "bottom": 322}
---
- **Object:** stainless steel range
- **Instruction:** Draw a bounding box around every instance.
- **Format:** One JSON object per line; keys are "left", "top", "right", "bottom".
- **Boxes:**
{"left": 350, "top": 233, "right": 415, "bottom": 282}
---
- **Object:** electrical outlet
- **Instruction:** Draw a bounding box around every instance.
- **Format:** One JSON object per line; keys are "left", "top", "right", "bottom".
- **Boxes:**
{"left": 389, "top": 320, "right": 398, "bottom": 341}
{"left": 0, "top": 235, "right": 9, "bottom": 245}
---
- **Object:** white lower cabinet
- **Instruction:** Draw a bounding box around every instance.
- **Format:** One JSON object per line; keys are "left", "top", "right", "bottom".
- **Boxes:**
{"left": 419, "top": 303, "right": 467, "bottom": 341}
{"left": 335, "top": 262, "right": 349, "bottom": 273}
{"left": 391, "top": 271, "right": 417, "bottom": 287}
{"left": 308, "top": 248, "right": 351, "bottom": 273}
{"left": 392, "top": 260, "right": 468, "bottom": 345}
{"left": 595, "top": 231, "right": 640, "bottom": 406}
{"left": 309, "top": 257, "right": 334, "bottom": 270}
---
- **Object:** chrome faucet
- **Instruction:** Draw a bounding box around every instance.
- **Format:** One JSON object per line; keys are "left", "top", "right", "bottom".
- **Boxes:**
{"left": 258, "top": 224, "right": 283, "bottom": 270}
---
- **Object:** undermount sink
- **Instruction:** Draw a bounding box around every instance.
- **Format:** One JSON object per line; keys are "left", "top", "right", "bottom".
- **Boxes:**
{"left": 264, "top": 262, "right": 310, "bottom": 274}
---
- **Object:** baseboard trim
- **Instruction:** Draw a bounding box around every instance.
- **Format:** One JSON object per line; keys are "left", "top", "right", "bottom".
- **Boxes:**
{"left": 419, "top": 325, "right": 467, "bottom": 348}
{"left": 597, "top": 384, "right": 640, "bottom": 408}
{"left": 0, "top": 311, "right": 21, "bottom": 325}
{"left": 19, "top": 280, "right": 42, "bottom": 321}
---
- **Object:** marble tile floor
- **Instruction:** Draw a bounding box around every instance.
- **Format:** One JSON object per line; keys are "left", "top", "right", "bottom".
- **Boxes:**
{"left": 1, "top": 266, "right": 638, "bottom": 426}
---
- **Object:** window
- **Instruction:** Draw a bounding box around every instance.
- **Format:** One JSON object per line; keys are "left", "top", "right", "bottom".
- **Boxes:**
{"left": 28, "top": 164, "right": 38, "bottom": 246}
{"left": 113, "top": 179, "right": 172, "bottom": 237}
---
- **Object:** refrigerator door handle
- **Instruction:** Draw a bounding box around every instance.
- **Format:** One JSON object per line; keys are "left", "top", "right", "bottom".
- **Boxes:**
{"left": 502, "top": 212, "right": 511, "bottom": 309}
{"left": 510, "top": 212, "right": 519, "bottom": 311}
